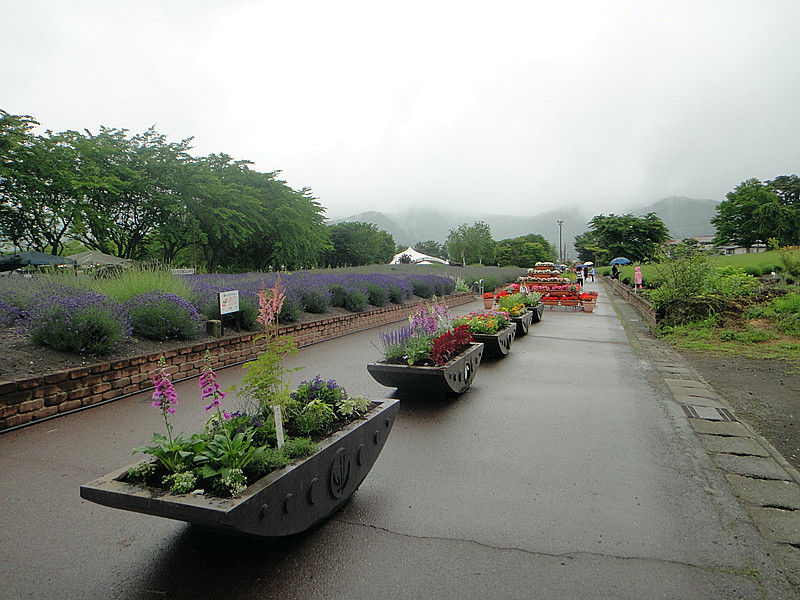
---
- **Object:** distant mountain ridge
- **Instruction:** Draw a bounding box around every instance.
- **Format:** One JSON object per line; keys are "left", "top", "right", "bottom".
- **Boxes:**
{"left": 329, "top": 196, "right": 719, "bottom": 257}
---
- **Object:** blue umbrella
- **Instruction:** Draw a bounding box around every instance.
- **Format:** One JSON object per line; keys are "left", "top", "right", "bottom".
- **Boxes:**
{"left": 609, "top": 257, "right": 631, "bottom": 265}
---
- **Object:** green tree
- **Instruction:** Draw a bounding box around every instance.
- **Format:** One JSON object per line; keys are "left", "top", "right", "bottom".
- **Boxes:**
{"left": 573, "top": 230, "right": 604, "bottom": 264}
{"left": 712, "top": 177, "right": 800, "bottom": 248}
{"left": 0, "top": 121, "right": 85, "bottom": 255}
{"left": 413, "top": 240, "right": 447, "bottom": 260}
{"left": 326, "top": 221, "right": 395, "bottom": 267}
{"left": 445, "top": 221, "right": 495, "bottom": 265}
{"left": 583, "top": 213, "right": 670, "bottom": 263}
{"left": 495, "top": 233, "right": 555, "bottom": 267}
{"left": 70, "top": 126, "right": 196, "bottom": 260}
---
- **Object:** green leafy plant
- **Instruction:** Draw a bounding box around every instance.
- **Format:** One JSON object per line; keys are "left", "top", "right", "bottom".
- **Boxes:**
{"left": 194, "top": 429, "right": 266, "bottom": 495}
{"left": 232, "top": 277, "right": 300, "bottom": 413}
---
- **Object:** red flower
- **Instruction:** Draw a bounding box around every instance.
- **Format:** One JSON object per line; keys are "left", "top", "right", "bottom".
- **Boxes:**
{"left": 430, "top": 325, "right": 473, "bottom": 366}
{"left": 482, "top": 292, "right": 495, "bottom": 299}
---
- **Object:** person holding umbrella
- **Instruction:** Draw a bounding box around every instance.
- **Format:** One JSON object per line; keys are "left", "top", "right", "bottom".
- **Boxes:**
{"left": 611, "top": 263, "right": 620, "bottom": 280}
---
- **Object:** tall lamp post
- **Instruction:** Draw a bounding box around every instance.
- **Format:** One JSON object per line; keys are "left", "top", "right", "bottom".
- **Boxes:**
{"left": 557, "top": 220, "right": 564, "bottom": 264}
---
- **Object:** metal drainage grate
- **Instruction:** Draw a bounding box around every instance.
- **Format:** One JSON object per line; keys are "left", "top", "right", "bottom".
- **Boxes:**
{"left": 682, "top": 404, "right": 738, "bottom": 422}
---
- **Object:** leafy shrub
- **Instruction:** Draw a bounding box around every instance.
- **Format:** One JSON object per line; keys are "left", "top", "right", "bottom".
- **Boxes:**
{"left": 328, "top": 283, "right": 367, "bottom": 312}
{"left": 363, "top": 282, "right": 388, "bottom": 307}
{"left": 237, "top": 294, "right": 260, "bottom": 330}
{"left": 281, "top": 436, "right": 317, "bottom": 459}
{"left": 26, "top": 291, "right": 131, "bottom": 355}
{"left": 742, "top": 266, "right": 762, "bottom": 277}
{"left": 402, "top": 335, "right": 434, "bottom": 365}
{"left": 387, "top": 284, "right": 405, "bottom": 304}
{"left": 343, "top": 289, "right": 367, "bottom": 312}
{"left": 299, "top": 287, "right": 332, "bottom": 313}
{"left": 248, "top": 447, "right": 290, "bottom": 479}
{"left": 0, "top": 298, "right": 21, "bottom": 327}
{"left": 125, "top": 291, "right": 204, "bottom": 341}
{"left": 480, "top": 275, "right": 499, "bottom": 292}
{"left": 707, "top": 267, "right": 760, "bottom": 298}
{"left": 279, "top": 292, "right": 302, "bottom": 322}
{"left": 408, "top": 277, "right": 435, "bottom": 298}
{"left": 779, "top": 248, "right": 800, "bottom": 278}
{"left": 647, "top": 249, "right": 713, "bottom": 310}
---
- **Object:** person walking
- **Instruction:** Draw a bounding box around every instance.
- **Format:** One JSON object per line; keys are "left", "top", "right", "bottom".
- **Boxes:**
{"left": 611, "top": 264, "right": 620, "bottom": 280}
{"left": 634, "top": 266, "right": 643, "bottom": 289}
{"left": 590, "top": 267, "right": 595, "bottom": 282}
{"left": 575, "top": 266, "right": 584, "bottom": 287}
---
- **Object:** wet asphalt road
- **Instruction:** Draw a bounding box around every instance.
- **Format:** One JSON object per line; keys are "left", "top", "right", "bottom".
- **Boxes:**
{"left": 0, "top": 281, "right": 792, "bottom": 599}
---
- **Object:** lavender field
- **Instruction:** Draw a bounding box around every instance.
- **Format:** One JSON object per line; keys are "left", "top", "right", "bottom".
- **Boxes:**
{"left": 0, "top": 264, "right": 525, "bottom": 355}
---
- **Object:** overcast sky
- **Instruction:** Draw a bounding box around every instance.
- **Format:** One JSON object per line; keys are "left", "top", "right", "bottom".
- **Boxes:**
{"left": 4, "top": 0, "right": 799, "bottom": 220}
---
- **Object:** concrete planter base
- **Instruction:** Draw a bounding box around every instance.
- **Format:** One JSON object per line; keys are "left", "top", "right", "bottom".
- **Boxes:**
{"left": 367, "top": 343, "right": 484, "bottom": 394}
{"left": 510, "top": 310, "right": 534, "bottom": 336}
{"left": 80, "top": 399, "right": 399, "bottom": 538}
{"left": 471, "top": 324, "right": 516, "bottom": 358}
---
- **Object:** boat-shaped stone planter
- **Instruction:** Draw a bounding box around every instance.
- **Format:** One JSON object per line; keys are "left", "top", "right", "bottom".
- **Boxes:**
{"left": 471, "top": 324, "right": 516, "bottom": 358}
{"left": 510, "top": 310, "right": 534, "bottom": 336}
{"left": 80, "top": 398, "right": 399, "bottom": 538}
{"left": 510, "top": 305, "right": 543, "bottom": 335}
{"left": 367, "top": 342, "right": 484, "bottom": 394}
{"left": 530, "top": 302, "right": 544, "bottom": 323}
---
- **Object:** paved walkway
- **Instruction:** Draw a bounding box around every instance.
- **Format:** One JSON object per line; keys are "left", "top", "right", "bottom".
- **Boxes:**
{"left": 1, "top": 280, "right": 799, "bottom": 599}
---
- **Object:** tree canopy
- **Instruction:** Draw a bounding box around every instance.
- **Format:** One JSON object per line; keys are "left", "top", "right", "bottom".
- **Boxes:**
{"left": 711, "top": 176, "right": 800, "bottom": 248}
{"left": 445, "top": 221, "right": 495, "bottom": 265}
{"left": 576, "top": 213, "right": 670, "bottom": 264}
{"left": 0, "top": 110, "right": 330, "bottom": 271}
{"left": 413, "top": 240, "right": 447, "bottom": 260}
{"left": 495, "top": 233, "right": 556, "bottom": 267}
{"left": 324, "top": 221, "right": 395, "bottom": 267}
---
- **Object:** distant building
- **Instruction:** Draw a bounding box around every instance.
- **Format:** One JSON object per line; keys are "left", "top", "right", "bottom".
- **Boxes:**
{"left": 666, "top": 235, "right": 767, "bottom": 255}
{"left": 665, "top": 235, "right": 716, "bottom": 250}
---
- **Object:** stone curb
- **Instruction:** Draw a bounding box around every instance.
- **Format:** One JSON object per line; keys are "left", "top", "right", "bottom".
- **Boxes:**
{"left": 604, "top": 280, "right": 800, "bottom": 593}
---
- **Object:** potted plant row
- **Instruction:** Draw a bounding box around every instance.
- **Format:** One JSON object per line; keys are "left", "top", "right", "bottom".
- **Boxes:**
{"left": 81, "top": 277, "right": 399, "bottom": 538}
{"left": 542, "top": 292, "right": 581, "bottom": 307}
{"left": 580, "top": 291, "right": 599, "bottom": 312}
{"left": 505, "top": 291, "right": 543, "bottom": 332}
{"left": 452, "top": 309, "right": 516, "bottom": 358}
{"left": 367, "top": 300, "right": 484, "bottom": 394}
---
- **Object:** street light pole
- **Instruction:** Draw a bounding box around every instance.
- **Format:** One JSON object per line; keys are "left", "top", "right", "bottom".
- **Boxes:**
{"left": 557, "top": 220, "right": 564, "bottom": 264}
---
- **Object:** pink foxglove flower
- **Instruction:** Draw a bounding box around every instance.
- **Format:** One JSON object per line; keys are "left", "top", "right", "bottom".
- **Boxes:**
{"left": 151, "top": 359, "right": 178, "bottom": 415}
{"left": 200, "top": 351, "right": 229, "bottom": 418}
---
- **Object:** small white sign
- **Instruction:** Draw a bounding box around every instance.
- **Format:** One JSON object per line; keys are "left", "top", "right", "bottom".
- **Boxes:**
{"left": 273, "top": 405, "right": 285, "bottom": 449}
{"left": 218, "top": 290, "right": 240, "bottom": 315}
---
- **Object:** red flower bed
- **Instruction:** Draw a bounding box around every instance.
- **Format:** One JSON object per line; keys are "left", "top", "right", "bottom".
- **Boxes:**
{"left": 430, "top": 325, "right": 474, "bottom": 366}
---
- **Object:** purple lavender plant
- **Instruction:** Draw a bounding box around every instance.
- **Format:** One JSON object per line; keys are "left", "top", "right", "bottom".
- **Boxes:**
{"left": 125, "top": 291, "right": 204, "bottom": 341}
{"left": 24, "top": 289, "right": 131, "bottom": 355}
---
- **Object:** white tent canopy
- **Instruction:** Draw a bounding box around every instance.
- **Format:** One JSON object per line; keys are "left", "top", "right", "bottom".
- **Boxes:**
{"left": 67, "top": 250, "right": 132, "bottom": 267}
{"left": 390, "top": 247, "right": 448, "bottom": 265}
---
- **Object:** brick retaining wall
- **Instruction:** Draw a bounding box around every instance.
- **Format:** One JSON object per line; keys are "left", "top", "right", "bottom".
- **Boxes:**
{"left": 0, "top": 293, "right": 475, "bottom": 432}
{"left": 605, "top": 277, "right": 657, "bottom": 326}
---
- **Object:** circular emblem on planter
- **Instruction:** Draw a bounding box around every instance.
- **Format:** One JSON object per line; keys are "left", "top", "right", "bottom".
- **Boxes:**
{"left": 330, "top": 447, "right": 351, "bottom": 498}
